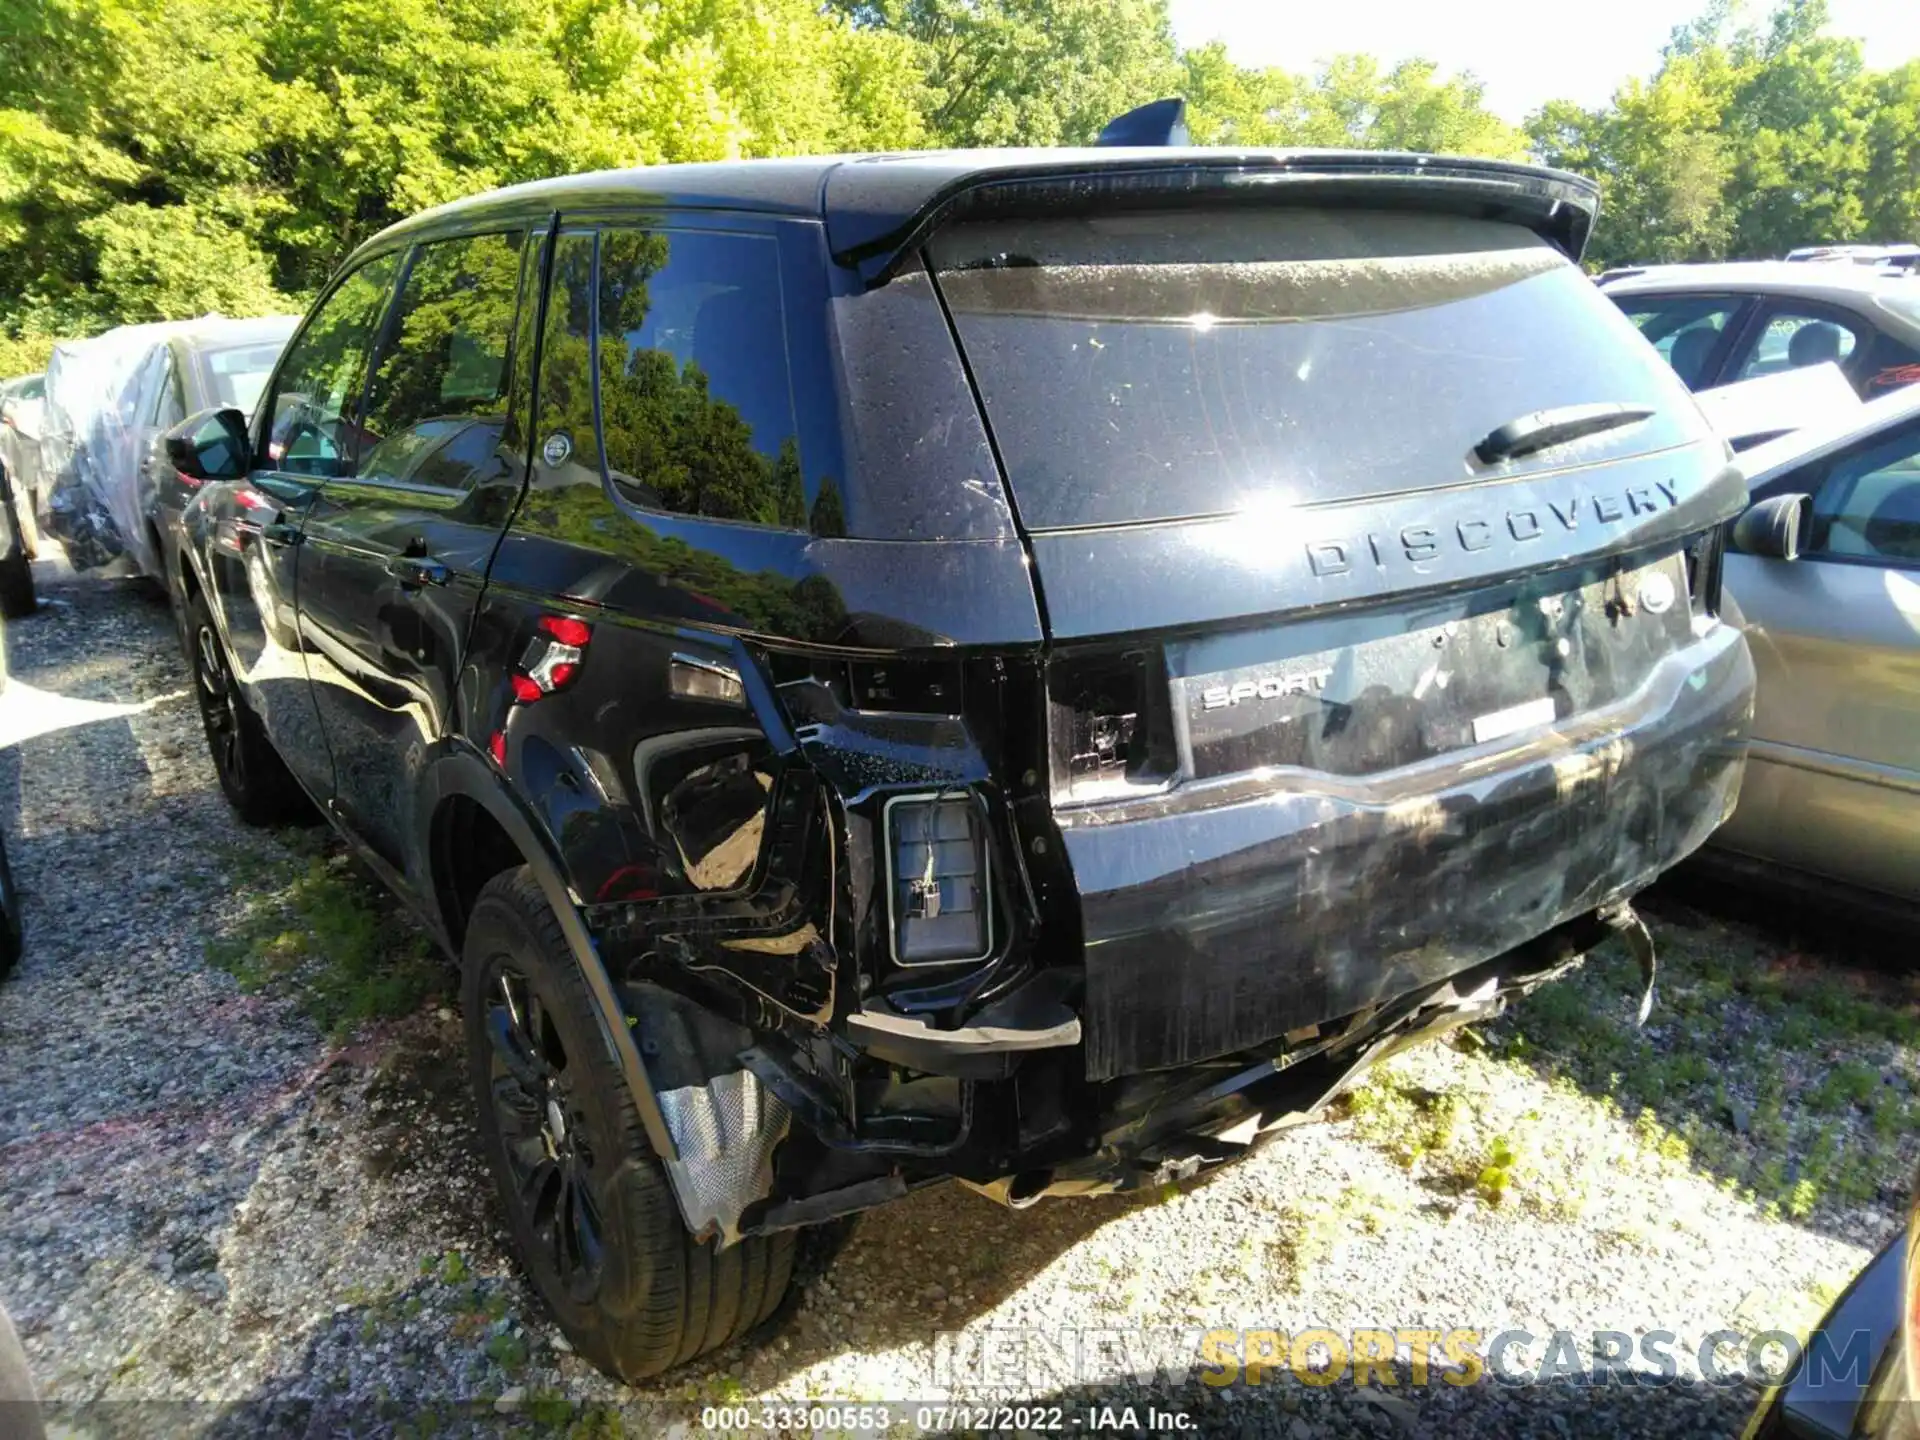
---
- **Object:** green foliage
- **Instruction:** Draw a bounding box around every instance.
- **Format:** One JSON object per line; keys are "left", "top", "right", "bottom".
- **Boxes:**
{"left": 1476, "top": 1133, "right": 1518, "bottom": 1205}
{"left": 1182, "top": 48, "right": 1528, "bottom": 157}
{"left": 202, "top": 830, "right": 442, "bottom": 1035}
{"left": 4, "top": 0, "right": 1912, "bottom": 351}
{"left": 5, "top": 0, "right": 1535, "bottom": 349}
{"left": 483, "top": 1330, "right": 529, "bottom": 1373}
{"left": 1490, "top": 908, "right": 1920, "bottom": 1226}
{"left": 80, "top": 202, "right": 285, "bottom": 323}
{"left": 1528, "top": 0, "right": 1918, "bottom": 268}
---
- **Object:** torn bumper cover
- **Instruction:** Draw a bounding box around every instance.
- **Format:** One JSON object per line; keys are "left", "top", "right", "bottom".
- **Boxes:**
{"left": 967, "top": 905, "right": 1621, "bottom": 1206}
{"left": 1061, "top": 621, "right": 1751, "bottom": 1081}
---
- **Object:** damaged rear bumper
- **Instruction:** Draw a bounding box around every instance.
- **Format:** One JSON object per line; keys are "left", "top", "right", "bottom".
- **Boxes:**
{"left": 1060, "top": 620, "right": 1752, "bottom": 1080}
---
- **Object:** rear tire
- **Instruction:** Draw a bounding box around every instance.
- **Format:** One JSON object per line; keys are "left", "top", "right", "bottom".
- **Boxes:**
{"left": 184, "top": 590, "right": 308, "bottom": 825}
{"left": 462, "top": 867, "right": 796, "bottom": 1381}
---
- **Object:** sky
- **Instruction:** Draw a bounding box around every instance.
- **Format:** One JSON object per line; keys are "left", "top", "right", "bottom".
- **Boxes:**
{"left": 1168, "top": 0, "right": 1920, "bottom": 123}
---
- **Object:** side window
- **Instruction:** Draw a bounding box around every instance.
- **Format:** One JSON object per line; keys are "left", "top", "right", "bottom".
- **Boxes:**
{"left": 1804, "top": 420, "right": 1920, "bottom": 565}
{"left": 357, "top": 230, "right": 527, "bottom": 490}
{"left": 595, "top": 227, "right": 804, "bottom": 528}
{"left": 264, "top": 252, "right": 402, "bottom": 476}
{"left": 1732, "top": 308, "right": 1863, "bottom": 384}
{"left": 1617, "top": 296, "right": 1746, "bottom": 389}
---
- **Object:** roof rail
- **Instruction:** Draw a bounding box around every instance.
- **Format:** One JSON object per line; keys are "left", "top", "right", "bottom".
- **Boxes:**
{"left": 1095, "top": 98, "right": 1190, "bottom": 148}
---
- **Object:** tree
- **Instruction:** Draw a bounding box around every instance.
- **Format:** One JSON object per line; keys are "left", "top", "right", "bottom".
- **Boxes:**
{"left": 1528, "top": 50, "right": 1742, "bottom": 268}
{"left": 1864, "top": 61, "right": 1920, "bottom": 241}
{"left": 0, "top": 0, "right": 937, "bottom": 349}
{"left": 832, "top": 0, "right": 1183, "bottom": 147}
{"left": 1527, "top": 0, "right": 1906, "bottom": 268}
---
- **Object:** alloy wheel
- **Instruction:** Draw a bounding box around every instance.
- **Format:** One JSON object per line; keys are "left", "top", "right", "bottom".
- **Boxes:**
{"left": 484, "top": 963, "right": 605, "bottom": 1298}
{"left": 194, "top": 622, "right": 246, "bottom": 792}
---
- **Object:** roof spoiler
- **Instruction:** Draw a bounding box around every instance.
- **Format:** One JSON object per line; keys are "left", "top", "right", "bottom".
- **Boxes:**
{"left": 826, "top": 153, "right": 1603, "bottom": 288}
{"left": 1096, "top": 98, "right": 1190, "bottom": 148}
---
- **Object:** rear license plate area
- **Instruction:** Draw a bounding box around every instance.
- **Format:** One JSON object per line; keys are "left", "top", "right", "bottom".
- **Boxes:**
{"left": 1171, "top": 552, "right": 1691, "bottom": 781}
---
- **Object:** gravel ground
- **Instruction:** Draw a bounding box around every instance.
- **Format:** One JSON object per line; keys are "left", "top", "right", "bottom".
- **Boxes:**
{"left": 0, "top": 567, "right": 1912, "bottom": 1439}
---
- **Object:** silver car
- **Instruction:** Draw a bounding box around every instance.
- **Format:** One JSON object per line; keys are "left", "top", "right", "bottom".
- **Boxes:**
{"left": 1598, "top": 262, "right": 1920, "bottom": 402}
{"left": 1710, "top": 384, "right": 1920, "bottom": 913}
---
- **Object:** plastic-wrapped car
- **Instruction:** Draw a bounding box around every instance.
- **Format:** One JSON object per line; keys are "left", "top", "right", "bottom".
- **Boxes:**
{"left": 38, "top": 315, "right": 296, "bottom": 579}
{"left": 0, "top": 374, "right": 44, "bottom": 616}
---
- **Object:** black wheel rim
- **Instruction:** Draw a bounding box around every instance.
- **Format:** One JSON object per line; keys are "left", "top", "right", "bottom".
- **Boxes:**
{"left": 485, "top": 963, "right": 605, "bottom": 1298}
{"left": 194, "top": 622, "right": 246, "bottom": 792}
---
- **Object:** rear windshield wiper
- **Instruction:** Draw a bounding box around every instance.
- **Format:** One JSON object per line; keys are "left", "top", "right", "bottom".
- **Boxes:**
{"left": 1474, "top": 403, "right": 1655, "bottom": 464}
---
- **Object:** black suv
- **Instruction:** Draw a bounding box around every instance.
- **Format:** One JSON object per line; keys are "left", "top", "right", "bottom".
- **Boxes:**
{"left": 164, "top": 134, "right": 1756, "bottom": 1381}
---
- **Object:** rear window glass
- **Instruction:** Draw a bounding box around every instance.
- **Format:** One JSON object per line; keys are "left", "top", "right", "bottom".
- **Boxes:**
{"left": 928, "top": 209, "right": 1701, "bottom": 532}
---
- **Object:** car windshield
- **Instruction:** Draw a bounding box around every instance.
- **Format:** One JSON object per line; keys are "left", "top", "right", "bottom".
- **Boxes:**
{"left": 203, "top": 342, "right": 287, "bottom": 416}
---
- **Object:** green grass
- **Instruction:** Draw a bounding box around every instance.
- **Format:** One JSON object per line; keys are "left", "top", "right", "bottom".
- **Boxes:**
{"left": 203, "top": 830, "right": 442, "bottom": 1035}
{"left": 483, "top": 1331, "right": 530, "bottom": 1373}
{"left": 1478, "top": 915, "right": 1920, "bottom": 1223}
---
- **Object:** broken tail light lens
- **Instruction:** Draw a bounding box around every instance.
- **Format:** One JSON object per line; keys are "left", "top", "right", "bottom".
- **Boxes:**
{"left": 884, "top": 793, "right": 992, "bottom": 967}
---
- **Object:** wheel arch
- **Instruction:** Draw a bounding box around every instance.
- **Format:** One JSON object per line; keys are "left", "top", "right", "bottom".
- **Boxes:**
{"left": 417, "top": 746, "right": 680, "bottom": 1166}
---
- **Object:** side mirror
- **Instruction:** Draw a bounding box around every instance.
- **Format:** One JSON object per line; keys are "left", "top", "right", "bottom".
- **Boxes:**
{"left": 1733, "top": 492, "right": 1812, "bottom": 560}
{"left": 163, "top": 407, "right": 251, "bottom": 484}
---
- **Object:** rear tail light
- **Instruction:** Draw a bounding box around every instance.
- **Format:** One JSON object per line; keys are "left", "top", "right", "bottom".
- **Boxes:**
{"left": 539, "top": 614, "right": 591, "bottom": 647}
{"left": 507, "top": 613, "right": 591, "bottom": 707}
{"left": 884, "top": 793, "right": 992, "bottom": 966}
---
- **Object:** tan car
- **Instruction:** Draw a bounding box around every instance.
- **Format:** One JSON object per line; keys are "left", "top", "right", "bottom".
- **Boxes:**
{"left": 1711, "top": 384, "right": 1920, "bottom": 915}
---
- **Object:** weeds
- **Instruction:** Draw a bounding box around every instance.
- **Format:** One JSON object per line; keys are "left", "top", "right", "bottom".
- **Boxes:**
{"left": 204, "top": 831, "right": 441, "bottom": 1035}
{"left": 1478, "top": 912, "right": 1920, "bottom": 1225}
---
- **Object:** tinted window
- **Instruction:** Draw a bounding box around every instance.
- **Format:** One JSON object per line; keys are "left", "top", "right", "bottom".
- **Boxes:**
{"left": 595, "top": 227, "right": 804, "bottom": 528}
{"left": 265, "top": 253, "right": 401, "bottom": 476}
{"left": 1614, "top": 295, "right": 1747, "bottom": 388}
{"left": 1733, "top": 308, "right": 1862, "bottom": 384}
{"left": 1807, "top": 418, "right": 1920, "bottom": 565}
{"left": 932, "top": 209, "right": 1705, "bottom": 532}
{"left": 358, "top": 231, "right": 526, "bottom": 489}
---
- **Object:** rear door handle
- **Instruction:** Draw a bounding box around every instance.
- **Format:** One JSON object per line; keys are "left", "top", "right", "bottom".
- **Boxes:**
{"left": 386, "top": 553, "right": 449, "bottom": 588}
